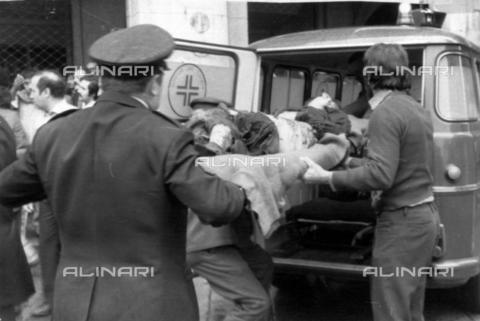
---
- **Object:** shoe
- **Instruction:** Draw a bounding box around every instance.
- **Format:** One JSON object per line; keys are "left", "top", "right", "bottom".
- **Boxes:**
{"left": 31, "top": 301, "right": 51, "bottom": 317}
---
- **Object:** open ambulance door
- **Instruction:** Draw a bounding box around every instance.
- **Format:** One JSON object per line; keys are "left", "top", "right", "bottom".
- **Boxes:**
{"left": 158, "top": 39, "right": 261, "bottom": 120}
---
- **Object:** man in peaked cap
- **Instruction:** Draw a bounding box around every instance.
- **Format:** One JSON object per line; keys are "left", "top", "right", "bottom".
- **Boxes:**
{"left": 0, "top": 24, "right": 248, "bottom": 321}
{"left": 190, "top": 97, "right": 231, "bottom": 110}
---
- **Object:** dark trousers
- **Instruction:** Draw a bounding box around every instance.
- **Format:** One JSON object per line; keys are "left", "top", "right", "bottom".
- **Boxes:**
{"left": 0, "top": 305, "right": 15, "bottom": 321}
{"left": 371, "top": 202, "right": 440, "bottom": 321}
{"left": 237, "top": 241, "right": 273, "bottom": 292}
{"left": 230, "top": 209, "right": 274, "bottom": 292}
{"left": 38, "top": 200, "right": 61, "bottom": 305}
{"left": 187, "top": 246, "right": 271, "bottom": 321}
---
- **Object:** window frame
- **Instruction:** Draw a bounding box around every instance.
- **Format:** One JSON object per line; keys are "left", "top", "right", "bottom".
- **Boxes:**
{"left": 339, "top": 74, "right": 364, "bottom": 106}
{"left": 310, "top": 68, "right": 341, "bottom": 101}
{"left": 268, "top": 64, "right": 309, "bottom": 112}
{"left": 435, "top": 51, "right": 479, "bottom": 122}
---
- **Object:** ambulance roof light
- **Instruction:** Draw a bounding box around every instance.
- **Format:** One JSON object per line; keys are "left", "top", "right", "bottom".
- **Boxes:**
{"left": 397, "top": 2, "right": 414, "bottom": 26}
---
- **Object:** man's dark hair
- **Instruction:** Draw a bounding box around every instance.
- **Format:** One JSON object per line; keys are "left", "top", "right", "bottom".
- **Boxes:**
{"left": 364, "top": 43, "right": 411, "bottom": 91}
{"left": 88, "top": 81, "right": 100, "bottom": 100}
{"left": 21, "top": 68, "right": 38, "bottom": 81}
{"left": 35, "top": 70, "right": 66, "bottom": 99}
{"left": 81, "top": 75, "right": 100, "bottom": 99}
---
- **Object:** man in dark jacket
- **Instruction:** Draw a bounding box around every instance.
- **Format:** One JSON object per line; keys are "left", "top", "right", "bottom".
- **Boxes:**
{"left": 0, "top": 115, "right": 34, "bottom": 321}
{"left": 186, "top": 99, "right": 273, "bottom": 321}
{"left": 0, "top": 24, "right": 246, "bottom": 321}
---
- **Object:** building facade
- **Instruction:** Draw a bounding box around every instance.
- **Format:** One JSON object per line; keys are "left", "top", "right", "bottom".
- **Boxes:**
{"left": 0, "top": 0, "right": 478, "bottom": 80}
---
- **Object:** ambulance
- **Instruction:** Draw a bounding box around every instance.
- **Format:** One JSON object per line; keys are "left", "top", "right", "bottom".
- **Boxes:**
{"left": 161, "top": 6, "right": 480, "bottom": 311}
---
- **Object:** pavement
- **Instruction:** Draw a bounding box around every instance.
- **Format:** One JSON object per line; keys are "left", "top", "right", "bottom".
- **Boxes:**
{"left": 272, "top": 276, "right": 480, "bottom": 321}
{"left": 19, "top": 259, "right": 480, "bottom": 321}
{"left": 18, "top": 266, "right": 480, "bottom": 321}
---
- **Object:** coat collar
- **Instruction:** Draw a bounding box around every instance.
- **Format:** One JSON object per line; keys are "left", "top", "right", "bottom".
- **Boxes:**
{"left": 96, "top": 91, "right": 150, "bottom": 110}
{"left": 368, "top": 90, "right": 392, "bottom": 111}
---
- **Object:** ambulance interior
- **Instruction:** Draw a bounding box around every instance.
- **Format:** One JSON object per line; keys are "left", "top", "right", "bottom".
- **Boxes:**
{"left": 260, "top": 48, "right": 424, "bottom": 270}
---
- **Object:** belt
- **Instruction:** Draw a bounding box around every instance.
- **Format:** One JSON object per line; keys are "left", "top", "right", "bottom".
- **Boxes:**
{"left": 408, "top": 195, "right": 434, "bottom": 208}
{"left": 378, "top": 201, "right": 435, "bottom": 217}
{"left": 376, "top": 195, "right": 434, "bottom": 213}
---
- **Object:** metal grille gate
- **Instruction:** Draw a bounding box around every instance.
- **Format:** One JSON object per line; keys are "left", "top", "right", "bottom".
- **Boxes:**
{"left": 0, "top": 0, "right": 72, "bottom": 81}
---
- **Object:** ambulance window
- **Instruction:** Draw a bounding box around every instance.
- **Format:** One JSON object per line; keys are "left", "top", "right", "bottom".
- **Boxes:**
{"left": 163, "top": 49, "right": 236, "bottom": 118}
{"left": 437, "top": 54, "right": 478, "bottom": 121}
{"left": 341, "top": 76, "right": 363, "bottom": 106}
{"left": 311, "top": 71, "right": 339, "bottom": 99}
{"left": 270, "top": 67, "right": 306, "bottom": 114}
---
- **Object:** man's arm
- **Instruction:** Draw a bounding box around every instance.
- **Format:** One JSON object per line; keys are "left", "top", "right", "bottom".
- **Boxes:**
{"left": 344, "top": 156, "right": 366, "bottom": 169}
{"left": 0, "top": 117, "right": 15, "bottom": 170}
{"left": 164, "top": 130, "right": 245, "bottom": 226}
{"left": 331, "top": 107, "right": 402, "bottom": 191}
{"left": 0, "top": 146, "right": 46, "bottom": 208}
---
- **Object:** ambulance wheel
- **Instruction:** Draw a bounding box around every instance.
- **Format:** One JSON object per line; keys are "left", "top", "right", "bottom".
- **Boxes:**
{"left": 463, "top": 274, "right": 480, "bottom": 312}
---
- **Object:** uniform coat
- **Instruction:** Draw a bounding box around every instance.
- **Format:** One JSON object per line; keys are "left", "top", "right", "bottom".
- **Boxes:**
{"left": 0, "top": 91, "right": 245, "bottom": 321}
{"left": 0, "top": 115, "right": 34, "bottom": 308}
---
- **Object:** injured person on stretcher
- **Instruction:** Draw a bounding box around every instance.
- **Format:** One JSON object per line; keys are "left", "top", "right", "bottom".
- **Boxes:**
{"left": 185, "top": 96, "right": 375, "bottom": 320}
{"left": 186, "top": 95, "right": 373, "bottom": 242}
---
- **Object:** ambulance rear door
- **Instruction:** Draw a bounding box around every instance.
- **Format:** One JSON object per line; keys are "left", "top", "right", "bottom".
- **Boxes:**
{"left": 158, "top": 39, "right": 261, "bottom": 120}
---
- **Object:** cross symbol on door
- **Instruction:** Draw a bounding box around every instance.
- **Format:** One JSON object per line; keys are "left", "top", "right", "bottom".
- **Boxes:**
{"left": 176, "top": 74, "right": 200, "bottom": 106}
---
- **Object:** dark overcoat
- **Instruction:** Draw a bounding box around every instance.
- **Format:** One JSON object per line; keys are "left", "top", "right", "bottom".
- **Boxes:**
{"left": 0, "top": 91, "right": 245, "bottom": 321}
{"left": 0, "top": 115, "right": 34, "bottom": 308}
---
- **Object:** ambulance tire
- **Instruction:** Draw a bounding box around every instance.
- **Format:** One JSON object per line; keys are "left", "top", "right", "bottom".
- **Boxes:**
{"left": 463, "top": 273, "right": 480, "bottom": 312}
